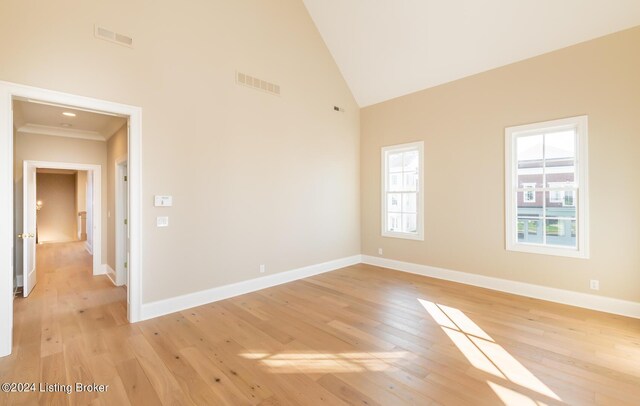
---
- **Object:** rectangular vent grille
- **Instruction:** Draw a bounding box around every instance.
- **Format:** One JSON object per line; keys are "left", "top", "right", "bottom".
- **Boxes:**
{"left": 94, "top": 25, "right": 133, "bottom": 48}
{"left": 236, "top": 72, "right": 280, "bottom": 96}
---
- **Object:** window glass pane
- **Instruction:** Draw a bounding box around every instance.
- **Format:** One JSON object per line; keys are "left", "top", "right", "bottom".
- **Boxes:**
{"left": 544, "top": 130, "right": 575, "bottom": 160}
{"left": 389, "top": 173, "right": 402, "bottom": 191}
{"left": 563, "top": 190, "right": 575, "bottom": 207}
{"left": 545, "top": 161, "right": 575, "bottom": 187}
{"left": 403, "top": 172, "right": 418, "bottom": 191}
{"left": 517, "top": 191, "right": 542, "bottom": 218}
{"left": 387, "top": 193, "right": 401, "bottom": 213}
{"left": 546, "top": 219, "right": 576, "bottom": 247}
{"left": 388, "top": 153, "right": 403, "bottom": 173}
{"left": 517, "top": 218, "right": 543, "bottom": 244}
{"left": 545, "top": 191, "right": 576, "bottom": 218}
{"left": 517, "top": 134, "right": 543, "bottom": 161}
{"left": 517, "top": 135, "right": 543, "bottom": 188}
{"left": 520, "top": 184, "right": 537, "bottom": 203}
{"left": 403, "top": 150, "right": 419, "bottom": 172}
{"left": 547, "top": 183, "right": 564, "bottom": 203}
{"left": 387, "top": 213, "right": 402, "bottom": 232}
{"left": 402, "top": 193, "right": 417, "bottom": 213}
{"left": 402, "top": 213, "right": 417, "bottom": 233}
{"left": 518, "top": 166, "right": 543, "bottom": 188}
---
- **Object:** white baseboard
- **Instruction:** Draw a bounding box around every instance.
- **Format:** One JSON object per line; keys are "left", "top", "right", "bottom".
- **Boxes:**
{"left": 85, "top": 241, "right": 93, "bottom": 255}
{"left": 141, "top": 255, "right": 362, "bottom": 321}
{"left": 92, "top": 263, "right": 105, "bottom": 276}
{"left": 103, "top": 264, "right": 116, "bottom": 285}
{"left": 361, "top": 255, "right": 640, "bottom": 319}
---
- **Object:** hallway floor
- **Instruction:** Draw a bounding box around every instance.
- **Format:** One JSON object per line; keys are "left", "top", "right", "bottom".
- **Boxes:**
{"left": 0, "top": 242, "right": 127, "bottom": 405}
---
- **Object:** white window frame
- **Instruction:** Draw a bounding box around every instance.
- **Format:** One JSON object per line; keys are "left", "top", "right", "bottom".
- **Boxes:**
{"left": 381, "top": 141, "right": 424, "bottom": 240}
{"left": 505, "top": 116, "right": 589, "bottom": 259}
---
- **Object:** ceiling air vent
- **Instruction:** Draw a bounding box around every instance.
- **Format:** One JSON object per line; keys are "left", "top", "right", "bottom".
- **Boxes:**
{"left": 236, "top": 72, "right": 280, "bottom": 96}
{"left": 94, "top": 25, "right": 133, "bottom": 48}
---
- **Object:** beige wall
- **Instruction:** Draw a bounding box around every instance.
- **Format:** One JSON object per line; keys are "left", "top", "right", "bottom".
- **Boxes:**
{"left": 361, "top": 27, "right": 640, "bottom": 302}
{"left": 107, "top": 125, "right": 127, "bottom": 270}
{"left": 0, "top": 0, "right": 360, "bottom": 302}
{"left": 76, "top": 171, "right": 87, "bottom": 213}
{"left": 36, "top": 173, "right": 77, "bottom": 243}
{"left": 13, "top": 132, "right": 108, "bottom": 281}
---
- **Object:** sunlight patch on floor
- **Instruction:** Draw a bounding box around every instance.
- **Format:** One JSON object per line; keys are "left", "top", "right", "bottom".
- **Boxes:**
{"left": 418, "top": 298, "right": 562, "bottom": 403}
{"left": 239, "top": 351, "right": 409, "bottom": 374}
{"left": 488, "top": 381, "right": 550, "bottom": 406}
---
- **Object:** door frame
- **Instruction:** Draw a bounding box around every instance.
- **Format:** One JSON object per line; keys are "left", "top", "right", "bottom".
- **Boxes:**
{"left": 24, "top": 161, "right": 102, "bottom": 277}
{"left": 0, "top": 81, "right": 143, "bottom": 357}
{"left": 115, "top": 156, "right": 128, "bottom": 287}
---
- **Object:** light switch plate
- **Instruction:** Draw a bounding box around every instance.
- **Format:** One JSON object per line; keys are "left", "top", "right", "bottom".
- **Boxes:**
{"left": 156, "top": 216, "right": 169, "bottom": 227}
{"left": 154, "top": 195, "right": 173, "bottom": 207}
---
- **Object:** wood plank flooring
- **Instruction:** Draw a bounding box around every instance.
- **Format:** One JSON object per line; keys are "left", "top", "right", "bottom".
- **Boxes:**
{"left": 1, "top": 242, "right": 639, "bottom": 405}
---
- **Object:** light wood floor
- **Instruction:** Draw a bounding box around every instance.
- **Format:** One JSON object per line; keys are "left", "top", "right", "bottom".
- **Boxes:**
{"left": 1, "top": 242, "right": 640, "bottom": 405}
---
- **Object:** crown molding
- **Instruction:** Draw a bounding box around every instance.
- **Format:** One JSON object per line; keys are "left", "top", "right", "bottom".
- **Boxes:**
{"left": 17, "top": 123, "right": 105, "bottom": 142}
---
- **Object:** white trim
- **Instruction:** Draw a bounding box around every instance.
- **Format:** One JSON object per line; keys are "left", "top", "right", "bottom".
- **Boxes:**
{"left": 505, "top": 115, "right": 589, "bottom": 259}
{"left": 141, "top": 255, "right": 362, "bottom": 321}
{"left": 115, "top": 157, "right": 128, "bottom": 287}
{"left": 0, "top": 81, "right": 143, "bottom": 357}
{"left": 25, "top": 160, "right": 102, "bottom": 276}
{"left": 0, "top": 88, "right": 13, "bottom": 357}
{"left": 381, "top": 141, "right": 424, "bottom": 241}
{"left": 362, "top": 255, "right": 640, "bottom": 319}
{"left": 17, "top": 123, "right": 105, "bottom": 142}
{"left": 103, "top": 264, "right": 116, "bottom": 285}
{"left": 85, "top": 241, "right": 93, "bottom": 255}
{"left": 15, "top": 275, "right": 23, "bottom": 288}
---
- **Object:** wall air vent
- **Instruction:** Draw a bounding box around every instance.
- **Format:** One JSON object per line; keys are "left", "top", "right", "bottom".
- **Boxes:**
{"left": 236, "top": 72, "right": 280, "bottom": 96}
{"left": 94, "top": 25, "right": 133, "bottom": 48}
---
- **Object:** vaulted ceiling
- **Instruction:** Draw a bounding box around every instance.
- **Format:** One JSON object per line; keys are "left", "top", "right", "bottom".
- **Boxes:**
{"left": 303, "top": 0, "right": 640, "bottom": 107}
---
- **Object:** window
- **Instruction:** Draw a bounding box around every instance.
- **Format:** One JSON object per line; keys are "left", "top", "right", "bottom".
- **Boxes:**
{"left": 522, "top": 183, "right": 536, "bottom": 203}
{"left": 382, "top": 141, "right": 424, "bottom": 240}
{"left": 505, "top": 116, "right": 588, "bottom": 258}
{"left": 547, "top": 182, "right": 564, "bottom": 203}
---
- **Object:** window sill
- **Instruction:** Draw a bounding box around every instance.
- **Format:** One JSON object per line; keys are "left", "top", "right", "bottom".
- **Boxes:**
{"left": 506, "top": 242, "right": 589, "bottom": 259}
{"left": 382, "top": 231, "right": 424, "bottom": 241}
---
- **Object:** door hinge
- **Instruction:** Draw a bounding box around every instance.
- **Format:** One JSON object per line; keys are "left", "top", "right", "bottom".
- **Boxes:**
{"left": 124, "top": 219, "right": 128, "bottom": 225}
{"left": 124, "top": 175, "right": 128, "bottom": 181}
{"left": 124, "top": 261, "right": 127, "bottom": 269}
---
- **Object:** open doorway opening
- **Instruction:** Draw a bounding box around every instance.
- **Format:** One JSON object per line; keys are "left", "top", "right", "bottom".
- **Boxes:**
{"left": 0, "top": 81, "right": 142, "bottom": 357}
{"left": 17, "top": 161, "right": 102, "bottom": 298}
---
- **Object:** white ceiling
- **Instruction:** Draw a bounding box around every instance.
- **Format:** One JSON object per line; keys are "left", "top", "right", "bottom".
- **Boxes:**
{"left": 303, "top": 0, "right": 640, "bottom": 107}
{"left": 13, "top": 100, "right": 127, "bottom": 141}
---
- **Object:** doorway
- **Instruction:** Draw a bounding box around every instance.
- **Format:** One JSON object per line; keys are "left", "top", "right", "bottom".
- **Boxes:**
{"left": 19, "top": 161, "right": 102, "bottom": 298}
{"left": 0, "top": 81, "right": 143, "bottom": 357}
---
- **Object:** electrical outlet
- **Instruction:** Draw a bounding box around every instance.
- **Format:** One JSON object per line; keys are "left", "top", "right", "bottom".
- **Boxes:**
{"left": 156, "top": 216, "right": 169, "bottom": 227}
{"left": 259, "top": 264, "right": 266, "bottom": 273}
{"left": 590, "top": 279, "right": 600, "bottom": 291}
{"left": 378, "top": 248, "right": 383, "bottom": 256}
